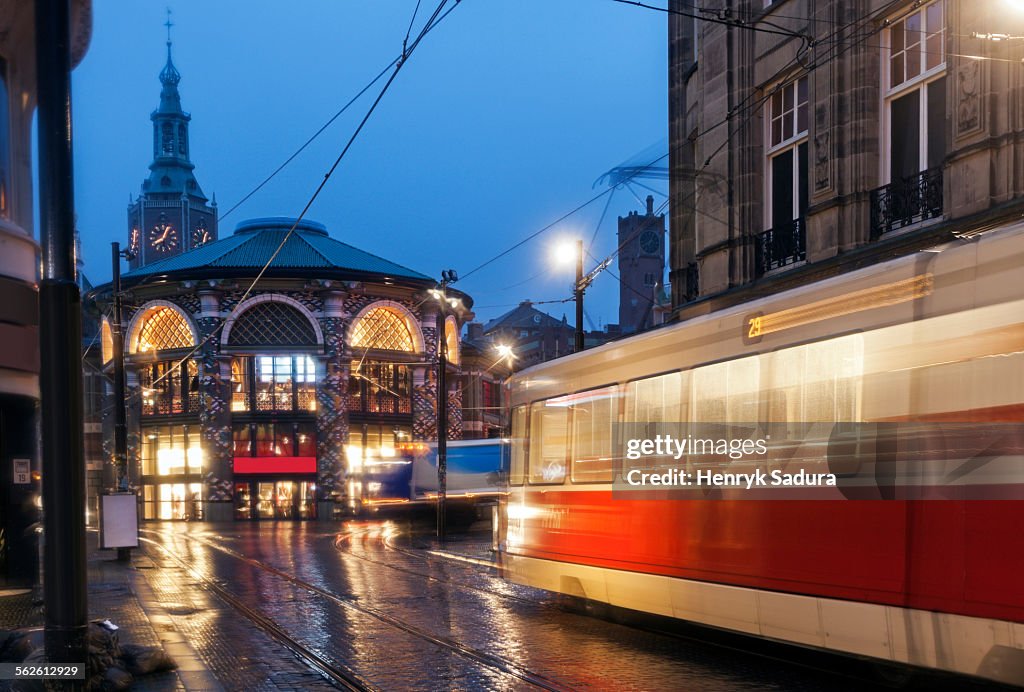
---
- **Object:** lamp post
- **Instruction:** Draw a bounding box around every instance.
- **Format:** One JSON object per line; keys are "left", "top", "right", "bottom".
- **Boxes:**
{"left": 554, "top": 240, "right": 586, "bottom": 353}
{"left": 110, "top": 242, "right": 136, "bottom": 561}
{"left": 573, "top": 239, "right": 584, "bottom": 353}
{"left": 434, "top": 269, "right": 458, "bottom": 541}
{"left": 36, "top": 0, "right": 87, "bottom": 669}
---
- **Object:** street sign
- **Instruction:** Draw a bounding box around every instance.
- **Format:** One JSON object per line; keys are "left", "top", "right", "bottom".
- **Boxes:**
{"left": 13, "top": 459, "right": 30, "bottom": 485}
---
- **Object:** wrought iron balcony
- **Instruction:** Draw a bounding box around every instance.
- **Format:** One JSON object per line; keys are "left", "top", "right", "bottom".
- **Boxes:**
{"left": 870, "top": 166, "right": 943, "bottom": 237}
{"left": 755, "top": 217, "right": 806, "bottom": 276}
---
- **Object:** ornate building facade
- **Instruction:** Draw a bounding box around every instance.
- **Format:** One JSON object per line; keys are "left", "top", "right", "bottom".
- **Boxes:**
{"left": 91, "top": 46, "right": 469, "bottom": 522}
{"left": 94, "top": 217, "right": 470, "bottom": 521}
{"left": 668, "top": 0, "right": 1024, "bottom": 314}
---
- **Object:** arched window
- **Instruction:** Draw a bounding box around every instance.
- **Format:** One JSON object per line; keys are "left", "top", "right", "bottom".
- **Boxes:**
{"left": 227, "top": 301, "right": 318, "bottom": 348}
{"left": 100, "top": 318, "right": 114, "bottom": 364}
{"left": 350, "top": 307, "right": 415, "bottom": 352}
{"left": 443, "top": 318, "right": 460, "bottom": 365}
{"left": 131, "top": 305, "right": 195, "bottom": 354}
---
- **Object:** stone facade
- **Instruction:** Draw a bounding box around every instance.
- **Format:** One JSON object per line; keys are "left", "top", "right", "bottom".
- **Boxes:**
{"left": 669, "top": 0, "right": 1024, "bottom": 315}
{"left": 95, "top": 263, "right": 470, "bottom": 521}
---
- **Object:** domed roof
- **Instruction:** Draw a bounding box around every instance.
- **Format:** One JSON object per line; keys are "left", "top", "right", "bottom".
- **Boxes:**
{"left": 122, "top": 217, "right": 432, "bottom": 283}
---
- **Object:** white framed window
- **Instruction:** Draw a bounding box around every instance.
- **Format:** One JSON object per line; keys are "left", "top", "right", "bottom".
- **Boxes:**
{"left": 765, "top": 76, "right": 808, "bottom": 231}
{"left": 882, "top": 0, "right": 946, "bottom": 184}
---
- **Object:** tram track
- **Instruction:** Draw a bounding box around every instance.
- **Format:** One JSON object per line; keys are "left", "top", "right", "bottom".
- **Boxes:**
{"left": 205, "top": 524, "right": 541, "bottom": 609}
{"left": 137, "top": 535, "right": 372, "bottom": 691}
{"left": 141, "top": 529, "right": 570, "bottom": 691}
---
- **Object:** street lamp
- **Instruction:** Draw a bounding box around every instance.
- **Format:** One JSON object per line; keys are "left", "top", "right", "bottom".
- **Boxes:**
{"left": 495, "top": 343, "right": 515, "bottom": 365}
{"left": 553, "top": 239, "right": 585, "bottom": 353}
{"left": 433, "top": 268, "right": 458, "bottom": 540}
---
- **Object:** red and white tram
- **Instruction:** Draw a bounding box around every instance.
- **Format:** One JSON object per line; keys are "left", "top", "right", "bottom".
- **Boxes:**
{"left": 499, "top": 223, "right": 1024, "bottom": 686}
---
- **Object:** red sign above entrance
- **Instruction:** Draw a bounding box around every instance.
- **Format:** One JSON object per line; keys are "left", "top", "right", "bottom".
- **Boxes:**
{"left": 234, "top": 456, "right": 316, "bottom": 474}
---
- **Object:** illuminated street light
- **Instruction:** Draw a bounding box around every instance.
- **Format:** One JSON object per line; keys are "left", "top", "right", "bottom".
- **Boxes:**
{"left": 552, "top": 239, "right": 585, "bottom": 352}
{"left": 495, "top": 343, "right": 515, "bottom": 363}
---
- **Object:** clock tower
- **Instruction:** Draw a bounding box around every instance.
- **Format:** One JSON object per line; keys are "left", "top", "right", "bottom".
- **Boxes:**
{"left": 127, "top": 29, "right": 217, "bottom": 269}
{"left": 617, "top": 195, "right": 666, "bottom": 334}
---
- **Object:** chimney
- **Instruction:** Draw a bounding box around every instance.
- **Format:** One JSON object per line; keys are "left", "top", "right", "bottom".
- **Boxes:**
{"left": 646, "top": 195, "right": 654, "bottom": 215}
{"left": 467, "top": 322, "right": 484, "bottom": 341}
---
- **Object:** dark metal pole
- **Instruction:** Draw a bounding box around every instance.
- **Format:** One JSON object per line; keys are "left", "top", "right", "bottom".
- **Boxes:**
{"left": 35, "top": 0, "right": 88, "bottom": 670}
{"left": 574, "top": 239, "right": 584, "bottom": 353}
{"left": 110, "top": 243, "right": 131, "bottom": 561}
{"left": 436, "top": 299, "right": 448, "bottom": 541}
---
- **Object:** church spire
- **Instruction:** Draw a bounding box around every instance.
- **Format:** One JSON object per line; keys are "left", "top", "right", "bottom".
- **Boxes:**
{"left": 157, "top": 10, "right": 182, "bottom": 113}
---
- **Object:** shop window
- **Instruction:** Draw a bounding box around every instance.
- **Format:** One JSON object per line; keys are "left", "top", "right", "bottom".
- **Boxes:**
{"left": 349, "top": 361, "right": 412, "bottom": 414}
{"left": 237, "top": 422, "right": 317, "bottom": 457}
{"left": 230, "top": 355, "right": 317, "bottom": 413}
{"left": 140, "top": 425, "right": 203, "bottom": 476}
{"left": 482, "top": 380, "right": 500, "bottom": 410}
{"left": 140, "top": 359, "right": 199, "bottom": 415}
{"left": 347, "top": 424, "right": 412, "bottom": 470}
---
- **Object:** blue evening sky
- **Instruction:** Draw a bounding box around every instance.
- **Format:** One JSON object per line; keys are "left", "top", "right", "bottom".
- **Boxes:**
{"left": 69, "top": 1, "right": 667, "bottom": 329}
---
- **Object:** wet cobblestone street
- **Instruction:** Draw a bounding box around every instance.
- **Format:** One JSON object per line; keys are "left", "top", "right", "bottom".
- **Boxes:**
{"left": 134, "top": 519, "right": 882, "bottom": 691}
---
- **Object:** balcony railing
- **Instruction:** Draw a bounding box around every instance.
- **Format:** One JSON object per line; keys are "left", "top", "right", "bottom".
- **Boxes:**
{"left": 352, "top": 394, "right": 412, "bottom": 415}
{"left": 755, "top": 217, "right": 806, "bottom": 276}
{"left": 870, "top": 166, "right": 943, "bottom": 237}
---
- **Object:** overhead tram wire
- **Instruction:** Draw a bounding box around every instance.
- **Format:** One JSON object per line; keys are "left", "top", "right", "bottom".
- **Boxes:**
{"left": 218, "top": 0, "right": 467, "bottom": 224}
{"left": 608, "top": 0, "right": 811, "bottom": 42}
{"left": 123, "top": 0, "right": 462, "bottom": 405}
{"left": 216, "top": 58, "right": 400, "bottom": 224}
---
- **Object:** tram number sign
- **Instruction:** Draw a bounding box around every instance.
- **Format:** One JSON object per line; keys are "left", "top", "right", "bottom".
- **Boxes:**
{"left": 13, "top": 459, "right": 30, "bottom": 485}
{"left": 744, "top": 312, "right": 764, "bottom": 344}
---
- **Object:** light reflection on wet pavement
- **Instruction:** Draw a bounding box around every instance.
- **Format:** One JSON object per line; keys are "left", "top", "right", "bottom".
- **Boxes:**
{"left": 139, "top": 519, "right": 875, "bottom": 691}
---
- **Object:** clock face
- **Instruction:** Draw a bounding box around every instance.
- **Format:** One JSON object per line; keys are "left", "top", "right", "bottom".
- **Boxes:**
{"left": 639, "top": 230, "right": 660, "bottom": 254}
{"left": 191, "top": 220, "right": 211, "bottom": 247}
{"left": 149, "top": 221, "right": 179, "bottom": 253}
{"left": 129, "top": 226, "right": 140, "bottom": 255}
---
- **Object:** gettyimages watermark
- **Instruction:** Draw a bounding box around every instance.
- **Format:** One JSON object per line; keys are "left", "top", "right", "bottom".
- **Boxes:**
{"left": 610, "top": 423, "right": 1024, "bottom": 500}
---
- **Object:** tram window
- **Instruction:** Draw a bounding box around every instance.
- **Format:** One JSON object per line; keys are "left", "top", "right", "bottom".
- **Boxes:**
{"left": 625, "top": 372, "right": 687, "bottom": 424}
{"left": 529, "top": 400, "right": 568, "bottom": 484}
{"left": 693, "top": 357, "right": 760, "bottom": 437}
{"left": 766, "top": 335, "right": 863, "bottom": 439}
{"left": 509, "top": 406, "right": 527, "bottom": 485}
{"left": 570, "top": 386, "right": 618, "bottom": 483}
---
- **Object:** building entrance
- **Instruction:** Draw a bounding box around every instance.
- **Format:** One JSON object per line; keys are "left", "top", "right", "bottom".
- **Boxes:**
{"left": 234, "top": 480, "right": 316, "bottom": 520}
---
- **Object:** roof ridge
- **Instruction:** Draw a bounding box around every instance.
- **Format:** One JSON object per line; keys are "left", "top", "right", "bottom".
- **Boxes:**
{"left": 302, "top": 232, "right": 432, "bottom": 280}
{"left": 293, "top": 230, "right": 333, "bottom": 266}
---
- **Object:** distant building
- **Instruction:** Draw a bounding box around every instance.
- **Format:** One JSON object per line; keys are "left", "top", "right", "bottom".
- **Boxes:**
{"left": 459, "top": 323, "right": 512, "bottom": 439}
{"left": 0, "top": 1, "right": 92, "bottom": 584}
{"left": 617, "top": 195, "right": 666, "bottom": 334}
{"left": 479, "top": 301, "right": 574, "bottom": 369}
{"left": 474, "top": 301, "right": 614, "bottom": 372}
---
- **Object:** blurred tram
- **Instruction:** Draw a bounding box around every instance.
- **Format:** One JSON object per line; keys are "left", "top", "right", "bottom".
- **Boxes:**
{"left": 499, "top": 223, "right": 1024, "bottom": 686}
{"left": 358, "top": 439, "right": 506, "bottom": 509}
